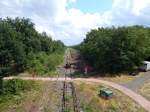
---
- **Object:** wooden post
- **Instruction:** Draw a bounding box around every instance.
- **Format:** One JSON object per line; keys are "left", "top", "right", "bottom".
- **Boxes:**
{"left": 0, "top": 76, "right": 3, "bottom": 94}
{"left": 32, "top": 69, "right": 36, "bottom": 78}
{"left": 84, "top": 66, "right": 88, "bottom": 74}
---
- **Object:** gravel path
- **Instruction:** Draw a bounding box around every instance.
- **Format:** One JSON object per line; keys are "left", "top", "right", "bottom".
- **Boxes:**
{"left": 122, "top": 71, "right": 150, "bottom": 92}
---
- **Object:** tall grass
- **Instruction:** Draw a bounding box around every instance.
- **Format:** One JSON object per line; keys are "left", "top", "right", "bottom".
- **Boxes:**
{"left": 75, "top": 82, "right": 146, "bottom": 112}
{"left": 0, "top": 79, "right": 37, "bottom": 103}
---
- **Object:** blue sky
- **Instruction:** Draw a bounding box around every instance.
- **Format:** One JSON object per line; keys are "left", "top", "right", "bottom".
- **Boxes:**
{"left": 67, "top": 0, "right": 113, "bottom": 14}
{"left": 0, "top": 0, "right": 150, "bottom": 45}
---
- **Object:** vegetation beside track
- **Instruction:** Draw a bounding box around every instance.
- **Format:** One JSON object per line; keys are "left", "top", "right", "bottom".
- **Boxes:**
{"left": 27, "top": 52, "right": 64, "bottom": 77}
{"left": 79, "top": 26, "right": 150, "bottom": 74}
{"left": 75, "top": 81, "right": 146, "bottom": 112}
{"left": 0, "top": 17, "right": 65, "bottom": 77}
{"left": 139, "top": 80, "right": 150, "bottom": 101}
{"left": 0, "top": 80, "right": 63, "bottom": 112}
{"left": 0, "top": 79, "right": 38, "bottom": 111}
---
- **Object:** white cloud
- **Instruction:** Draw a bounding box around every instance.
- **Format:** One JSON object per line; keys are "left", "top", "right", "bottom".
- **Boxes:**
{"left": 0, "top": 0, "right": 150, "bottom": 45}
{"left": 111, "top": 0, "right": 150, "bottom": 26}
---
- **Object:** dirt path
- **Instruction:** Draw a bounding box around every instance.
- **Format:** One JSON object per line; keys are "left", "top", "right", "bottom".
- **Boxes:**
{"left": 122, "top": 71, "right": 150, "bottom": 92}
{"left": 4, "top": 76, "right": 150, "bottom": 112}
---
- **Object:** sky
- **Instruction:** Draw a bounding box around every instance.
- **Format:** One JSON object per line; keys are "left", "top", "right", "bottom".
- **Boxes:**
{"left": 67, "top": 0, "right": 112, "bottom": 13}
{"left": 0, "top": 0, "right": 150, "bottom": 45}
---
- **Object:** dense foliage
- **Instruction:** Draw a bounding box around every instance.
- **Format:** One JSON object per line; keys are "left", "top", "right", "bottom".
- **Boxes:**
{"left": 80, "top": 26, "right": 150, "bottom": 73}
{"left": 0, "top": 17, "right": 65, "bottom": 76}
{"left": 27, "top": 52, "right": 64, "bottom": 76}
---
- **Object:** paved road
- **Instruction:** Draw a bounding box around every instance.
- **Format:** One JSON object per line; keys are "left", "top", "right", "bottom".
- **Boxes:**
{"left": 122, "top": 71, "right": 150, "bottom": 92}
{"left": 3, "top": 76, "right": 150, "bottom": 112}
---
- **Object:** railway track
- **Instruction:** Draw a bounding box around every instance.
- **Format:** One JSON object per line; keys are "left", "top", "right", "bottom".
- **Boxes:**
{"left": 61, "top": 80, "right": 80, "bottom": 112}
{"left": 61, "top": 48, "right": 81, "bottom": 112}
{"left": 70, "top": 82, "right": 80, "bottom": 112}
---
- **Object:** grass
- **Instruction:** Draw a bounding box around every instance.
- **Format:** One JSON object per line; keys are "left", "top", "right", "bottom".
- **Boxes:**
{"left": 0, "top": 79, "right": 147, "bottom": 112}
{"left": 139, "top": 80, "right": 150, "bottom": 101}
{"left": 81, "top": 72, "right": 144, "bottom": 84}
{"left": 100, "top": 72, "right": 144, "bottom": 84}
{"left": 74, "top": 81, "right": 146, "bottom": 112}
{"left": 72, "top": 72, "right": 144, "bottom": 84}
{"left": 18, "top": 71, "right": 59, "bottom": 77}
{"left": 0, "top": 80, "right": 63, "bottom": 112}
{"left": 0, "top": 79, "right": 39, "bottom": 112}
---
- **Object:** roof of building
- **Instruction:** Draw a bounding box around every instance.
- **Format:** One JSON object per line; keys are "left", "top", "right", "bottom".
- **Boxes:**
{"left": 143, "top": 61, "right": 150, "bottom": 64}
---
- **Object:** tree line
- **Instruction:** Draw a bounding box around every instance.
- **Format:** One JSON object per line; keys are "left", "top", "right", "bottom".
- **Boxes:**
{"left": 0, "top": 17, "right": 65, "bottom": 77}
{"left": 80, "top": 26, "right": 150, "bottom": 74}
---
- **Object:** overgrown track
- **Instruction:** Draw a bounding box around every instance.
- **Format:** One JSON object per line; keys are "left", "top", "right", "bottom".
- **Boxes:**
{"left": 70, "top": 82, "right": 80, "bottom": 112}
{"left": 61, "top": 81, "right": 80, "bottom": 112}
{"left": 62, "top": 81, "right": 67, "bottom": 112}
{"left": 61, "top": 48, "right": 80, "bottom": 112}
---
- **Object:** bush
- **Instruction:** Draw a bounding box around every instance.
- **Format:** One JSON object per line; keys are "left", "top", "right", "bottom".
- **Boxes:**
{"left": 3, "top": 79, "right": 35, "bottom": 95}
{"left": 28, "top": 52, "right": 64, "bottom": 76}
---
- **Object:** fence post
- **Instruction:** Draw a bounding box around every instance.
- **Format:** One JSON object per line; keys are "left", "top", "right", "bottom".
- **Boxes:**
{"left": 0, "top": 76, "right": 3, "bottom": 94}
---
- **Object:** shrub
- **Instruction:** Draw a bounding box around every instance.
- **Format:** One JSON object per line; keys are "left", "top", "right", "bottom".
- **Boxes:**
{"left": 28, "top": 52, "right": 64, "bottom": 76}
{"left": 3, "top": 79, "right": 35, "bottom": 95}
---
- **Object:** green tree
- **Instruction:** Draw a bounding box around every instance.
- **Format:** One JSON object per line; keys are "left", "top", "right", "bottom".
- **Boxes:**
{"left": 0, "top": 17, "right": 65, "bottom": 76}
{"left": 80, "top": 26, "right": 150, "bottom": 74}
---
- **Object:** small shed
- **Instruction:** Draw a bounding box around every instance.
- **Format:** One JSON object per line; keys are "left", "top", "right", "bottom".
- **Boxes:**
{"left": 139, "top": 61, "right": 150, "bottom": 71}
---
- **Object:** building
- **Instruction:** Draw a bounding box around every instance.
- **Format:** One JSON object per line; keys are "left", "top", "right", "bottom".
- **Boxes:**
{"left": 139, "top": 61, "right": 150, "bottom": 71}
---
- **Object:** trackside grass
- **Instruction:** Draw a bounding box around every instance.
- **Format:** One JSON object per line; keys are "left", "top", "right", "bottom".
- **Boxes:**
{"left": 0, "top": 79, "right": 39, "bottom": 112}
{"left": 75, "top": 81, "right": 146, "bottom": 112}
{"left": 139, "top": 80, "right": 150, "bottom": 101}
